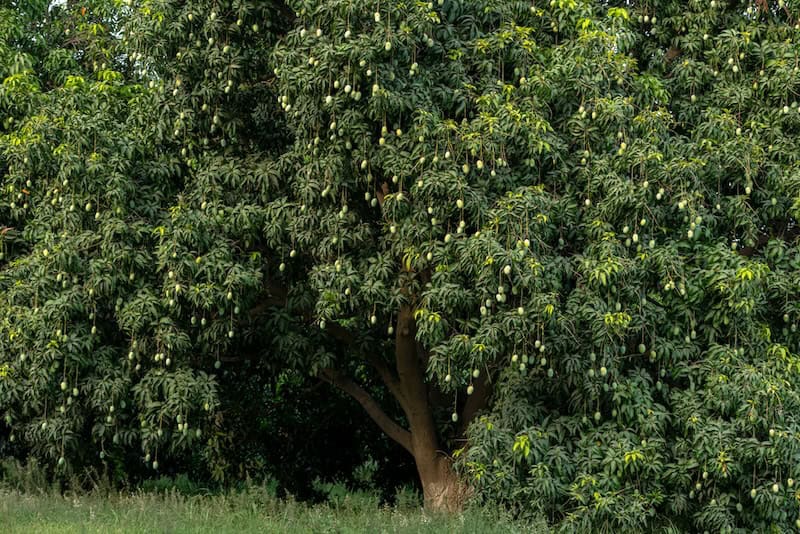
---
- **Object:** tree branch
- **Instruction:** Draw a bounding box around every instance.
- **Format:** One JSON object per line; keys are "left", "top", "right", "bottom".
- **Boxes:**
{"left": 395, "top": 306, "right": 425, "bottom": 392}
{"left": 319, "top": 368, "right": 413, "bottom": 455}
{"left": 458, "top": 374, "right": 491, "bottom": 438}
{"left": 247, "top": 284, "right": 288, "bottom": 317}
{"left": 375, "top": 181, "right": 390, "bottom": 208}
{"left": 367, "top": 355, "right": 406, "bottom": 410}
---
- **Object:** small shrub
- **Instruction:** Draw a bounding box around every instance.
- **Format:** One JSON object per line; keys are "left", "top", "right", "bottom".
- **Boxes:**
{"left": 393, "top": 484, "right": 422, "bottom": 511}
{"left": 312, "top": 477, "right": 382, "bottom": 512}
{"left": 352, "top": 456, "right": 379, "bottom": 489}
{"left": 0, "top": 457, "right": 54, "bottom": 495}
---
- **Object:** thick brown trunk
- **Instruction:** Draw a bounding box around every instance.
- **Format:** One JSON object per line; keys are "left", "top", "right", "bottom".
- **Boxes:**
{"left": 416, "top": 453, "right": 471, "bottom": 513}
{"left": 406, "top": 401, "right": 469, "bottom": 512}
{"left": 321, "top": 305, "right": 482, "bottom": 512}
{"left": 395, "top": 305, "right": 470, "bottom": 512}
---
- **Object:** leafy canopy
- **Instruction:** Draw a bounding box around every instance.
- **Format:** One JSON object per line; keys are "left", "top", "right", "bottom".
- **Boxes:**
{"left": 2, "top": 0, "right": 800, "bottom": 531}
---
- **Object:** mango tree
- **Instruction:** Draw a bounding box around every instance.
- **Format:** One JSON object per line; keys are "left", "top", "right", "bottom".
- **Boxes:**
{"left": 3, "top": 0, "right": 800, "bottom": 526}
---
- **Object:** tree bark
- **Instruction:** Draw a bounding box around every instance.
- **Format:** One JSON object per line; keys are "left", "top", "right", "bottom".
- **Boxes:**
{"left": 415, "top": 453, "right": 471, "bottom": 513}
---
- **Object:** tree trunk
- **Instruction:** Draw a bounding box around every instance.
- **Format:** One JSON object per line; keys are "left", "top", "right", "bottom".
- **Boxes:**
{"left": 320, "top": 304, "right": 483, "bottom": 513}
{"left": 394, "top": 305, "right": 470, "bottom": 512}
{"left": 403, "top": 366, "right": 468, "bottom": 512}
{"left": 415, "top": 453, "right": 470, "bottom": 513}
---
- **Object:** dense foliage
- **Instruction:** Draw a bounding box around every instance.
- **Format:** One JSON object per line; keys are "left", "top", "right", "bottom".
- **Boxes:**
{"left": 2, "top": 0, "right": 800, "bottom": 531}
{"left": 459, "top": 2, "right": 800, "bottom": 532}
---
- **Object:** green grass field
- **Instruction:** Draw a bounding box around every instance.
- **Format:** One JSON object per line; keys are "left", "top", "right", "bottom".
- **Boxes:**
{"left": 0, "top": 487, "right": 541, "bottom": 533}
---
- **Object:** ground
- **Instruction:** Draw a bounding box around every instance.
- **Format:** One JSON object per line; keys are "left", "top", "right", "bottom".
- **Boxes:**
{"left": 0, "top": 487, "right": 543, "bottom": 533}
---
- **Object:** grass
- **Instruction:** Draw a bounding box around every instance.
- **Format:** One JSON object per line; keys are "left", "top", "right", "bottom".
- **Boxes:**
{"left": 0, "top": 485, "right": 543, "bottom": 533}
